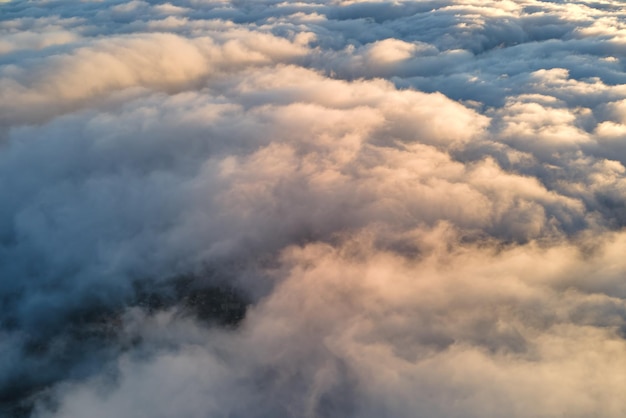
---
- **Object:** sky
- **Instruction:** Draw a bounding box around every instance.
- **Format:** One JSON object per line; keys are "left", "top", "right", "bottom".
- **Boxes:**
{"left": 1, "top": 0, "right": 626, "bottom": 417}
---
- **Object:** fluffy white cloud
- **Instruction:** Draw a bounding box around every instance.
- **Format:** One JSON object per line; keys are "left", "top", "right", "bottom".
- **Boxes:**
{"left": 32, "top": 230, "right": 626, "bottom": 418}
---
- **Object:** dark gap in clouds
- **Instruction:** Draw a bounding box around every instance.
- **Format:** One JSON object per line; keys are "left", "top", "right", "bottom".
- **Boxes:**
{"left": 593, "top": 192, "right": 626, "bottom": 229}
{"left": 132, "top": 273, "right": 251, "bottom": 327}
{"left": 578, "top": 2, "right": 623, "bottom": 12}
{"left": 0, "top": 271, "right": 251, "bottom": 416}
{"left": 324, "top": 1, "right": 445, "bottom": 24}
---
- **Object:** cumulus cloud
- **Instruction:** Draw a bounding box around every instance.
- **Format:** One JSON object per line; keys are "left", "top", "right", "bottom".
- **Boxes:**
{"left": 30, "top": 231, "right": 626, "bottom": 418}
{"left": 1, "top": 0, "right": 626, "bottom": 417}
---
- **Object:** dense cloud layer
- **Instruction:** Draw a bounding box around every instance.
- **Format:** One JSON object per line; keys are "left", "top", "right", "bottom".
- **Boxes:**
{"left": 2, "top": 0, "right": 626, "bottom": 417}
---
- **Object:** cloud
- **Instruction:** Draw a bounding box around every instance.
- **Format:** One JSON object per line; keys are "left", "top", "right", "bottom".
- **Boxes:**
{"left": 0, "top": 29, "right": 309, "bottom": 127}
{"left": 31, "top": 229, "right": 626, "bottom": 418}
{"left": 1, "top": 0, "right": 626, "bottom": 417}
